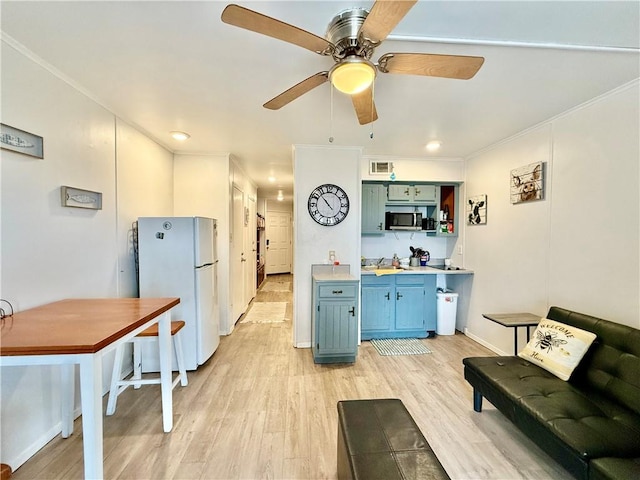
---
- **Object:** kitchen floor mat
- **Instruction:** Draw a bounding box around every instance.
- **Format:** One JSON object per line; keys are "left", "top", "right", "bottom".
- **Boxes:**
{"left": 240, "top": 302, "right": 287, "bottom": 324}
{"left": 370, "top": 338, "right": 432, "bottom": 356}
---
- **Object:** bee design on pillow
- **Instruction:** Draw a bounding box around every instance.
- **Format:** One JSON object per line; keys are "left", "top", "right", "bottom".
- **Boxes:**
{"left": 535, "top": 330, "right": 567, "bottom": 353}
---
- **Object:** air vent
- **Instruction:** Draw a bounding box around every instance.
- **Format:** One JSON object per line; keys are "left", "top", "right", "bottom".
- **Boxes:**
{"left": 369, "top": 161, "right": 394, "bottom": 175}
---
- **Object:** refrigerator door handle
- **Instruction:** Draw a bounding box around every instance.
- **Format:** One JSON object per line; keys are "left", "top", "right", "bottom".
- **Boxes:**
{"left": 196, "top": 263, "right": 214, "bottom": 269}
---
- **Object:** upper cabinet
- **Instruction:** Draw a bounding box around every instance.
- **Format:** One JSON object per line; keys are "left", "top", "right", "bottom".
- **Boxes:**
{"left": 387, "top": 184, "right": 437, "bottom": 204}
{"left": 362, "top": 183, "right": 386, "bottom": 235}
{"left": 436, "top": 185, "right": 458, "bottom": 237}
{"left": 361, "top": 182, "right": 460, "bottom": 237}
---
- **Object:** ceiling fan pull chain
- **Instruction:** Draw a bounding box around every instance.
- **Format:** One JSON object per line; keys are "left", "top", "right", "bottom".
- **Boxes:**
{"left": 369, "top": 82, "right": 375, "bottom": 139}
{"left": 329, "top": 84, "right": 334, "bottom": 143}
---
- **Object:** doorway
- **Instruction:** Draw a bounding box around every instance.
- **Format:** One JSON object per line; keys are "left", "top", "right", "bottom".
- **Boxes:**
{"left": 266, "top": 211, "right": 292, "bottom": 274}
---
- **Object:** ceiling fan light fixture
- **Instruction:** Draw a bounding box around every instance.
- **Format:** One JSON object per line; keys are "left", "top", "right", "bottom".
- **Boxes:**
{"left": 329, "top": 57, "right": 376, "bottom": 95}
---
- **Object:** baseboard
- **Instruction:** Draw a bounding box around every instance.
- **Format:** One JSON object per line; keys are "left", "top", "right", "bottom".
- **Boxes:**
{"left": 463, "top": 328, "right": 510, "bottom": 356}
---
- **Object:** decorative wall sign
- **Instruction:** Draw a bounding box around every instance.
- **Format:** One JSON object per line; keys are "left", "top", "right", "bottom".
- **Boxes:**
{"left": 1, "top": 123, "right": 44, "bottom": 158}
{"left": 61, "top": 186, "right": 102, "bottom": 210}
{"left": 511, "top": 162, "right": 544, "bottom": 204}
{"left": 467, "top": 194, "right": 487, "bottom": 225}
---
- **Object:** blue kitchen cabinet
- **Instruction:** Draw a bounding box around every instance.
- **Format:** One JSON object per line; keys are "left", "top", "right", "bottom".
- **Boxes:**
{"left": 361, "top": 274, "right": 437, "bottom": 339}
{"left": 361, "top": 184, "right": 386, "bottom": 235}
{"left": 361, "top": 283, "right": 393, "bottom": 331}
{"left": 312, "top": 276, "right": 359, "bottom": 363}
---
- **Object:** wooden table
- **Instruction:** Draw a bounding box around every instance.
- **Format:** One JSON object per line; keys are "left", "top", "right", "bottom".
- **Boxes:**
{"left": 482, "top": 312, "right": 541, "bottom": 354}
{"left": 0, "top": 297, "right": 180, "bottom": 479}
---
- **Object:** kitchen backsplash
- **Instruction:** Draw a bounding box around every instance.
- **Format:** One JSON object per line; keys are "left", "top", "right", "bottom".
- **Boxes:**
{"left": 361, "top": 232, "right": 455, "bottom": 263}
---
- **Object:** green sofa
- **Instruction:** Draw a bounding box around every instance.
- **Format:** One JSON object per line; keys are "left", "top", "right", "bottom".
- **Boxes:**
{"left": 463, "top": 306, "right": 640, "bottom": 480}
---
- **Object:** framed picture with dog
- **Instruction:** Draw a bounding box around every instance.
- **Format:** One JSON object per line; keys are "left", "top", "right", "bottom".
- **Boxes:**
{"left": 511, "top": 162, "right": 544, "bottom": 204}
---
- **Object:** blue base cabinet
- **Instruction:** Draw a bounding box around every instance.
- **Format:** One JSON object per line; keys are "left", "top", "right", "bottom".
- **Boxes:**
{"left": 361, "top": 274, "right": 436, "bottom": 339}
{"left": 312, "top": 276, "right": 359, "bottom": 363}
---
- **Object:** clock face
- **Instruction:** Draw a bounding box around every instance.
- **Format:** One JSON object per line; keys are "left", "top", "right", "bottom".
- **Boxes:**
{"left": 308, "top": 184, "right": 350, "bottom": 226}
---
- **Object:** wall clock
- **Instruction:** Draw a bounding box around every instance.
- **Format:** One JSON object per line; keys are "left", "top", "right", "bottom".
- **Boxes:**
{"left": 308, "top": 184, "right": 350, "bottom": 226}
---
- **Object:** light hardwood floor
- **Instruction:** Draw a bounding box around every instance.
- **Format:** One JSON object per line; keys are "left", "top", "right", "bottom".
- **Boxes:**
{"left": 12, "top": 274, "right": 572, "bottom": 479}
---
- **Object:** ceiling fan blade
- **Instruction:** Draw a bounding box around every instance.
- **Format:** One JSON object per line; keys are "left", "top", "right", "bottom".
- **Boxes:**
{"left": 264, "top": 72, "right": 329, "bottom": 110}
{"left": 359, "top": 0, "right": 417, "bottom": 43}
{"left": 379, "top": 53, "right": 485, "bottom": 79}
{"left": 351, "top": 86, "right": 378, "bottom": 125}
{"left": 221, "top": 4, "right": 333, "bottom": 55}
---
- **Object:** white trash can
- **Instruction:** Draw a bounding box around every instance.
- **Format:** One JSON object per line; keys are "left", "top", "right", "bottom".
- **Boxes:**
{"left": 436, "top": 292, "right": 458, "bottom": 335}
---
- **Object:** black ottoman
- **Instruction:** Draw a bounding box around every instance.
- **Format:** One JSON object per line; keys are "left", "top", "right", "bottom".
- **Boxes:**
{"left": 337, "top": 399, "right": 449, "bottom": 480}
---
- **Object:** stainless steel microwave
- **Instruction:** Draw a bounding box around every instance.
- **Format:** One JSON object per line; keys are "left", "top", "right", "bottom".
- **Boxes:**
{"left": 385, "top": 212, "right": 423, "bottom": 230}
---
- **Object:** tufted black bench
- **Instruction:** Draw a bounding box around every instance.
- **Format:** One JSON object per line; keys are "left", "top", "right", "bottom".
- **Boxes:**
{"left": 337, "top": 398, "right": 449, "bottom": 480}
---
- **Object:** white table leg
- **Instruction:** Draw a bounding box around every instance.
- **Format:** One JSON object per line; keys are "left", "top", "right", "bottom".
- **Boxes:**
{"left": 61, "top": 363, "right": 75, "bottom": 438}
{"left": 79, "top": 354, "right": 104, "bottom": 479}
{"left": 158, "top": 311, "right": 173, "bottom": 433}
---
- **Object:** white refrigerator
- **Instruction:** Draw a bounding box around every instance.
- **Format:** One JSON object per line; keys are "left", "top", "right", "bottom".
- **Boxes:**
{"left": 138, "top": 216, "right": 220, "bottom": 371}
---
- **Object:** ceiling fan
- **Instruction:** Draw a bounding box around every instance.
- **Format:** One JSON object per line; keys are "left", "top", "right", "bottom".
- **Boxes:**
{"left": 221, "top": 1, "right": 484, "bottom": 125}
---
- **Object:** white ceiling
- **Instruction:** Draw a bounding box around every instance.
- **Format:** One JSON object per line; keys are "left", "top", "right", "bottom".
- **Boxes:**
{"left": 2, "top": 1, "right": 639, "bottom": 201}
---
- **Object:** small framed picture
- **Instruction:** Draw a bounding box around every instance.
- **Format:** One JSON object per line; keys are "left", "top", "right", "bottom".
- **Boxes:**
{"left": 511, "top": 162, "right": 544, "bottom": 204}
{"left": 467, "top": 194, "right": 487, "bottom": 225}
{"left": 61, "top": 186, "right": 102, "bottom": 210}
{"left": 1, "top": 123, "right": 44, "bottom": 159}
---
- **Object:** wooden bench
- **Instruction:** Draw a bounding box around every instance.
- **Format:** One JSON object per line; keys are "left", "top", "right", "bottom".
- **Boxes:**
{"left": 337, "top": 399, "right": 449, "bottom": 480}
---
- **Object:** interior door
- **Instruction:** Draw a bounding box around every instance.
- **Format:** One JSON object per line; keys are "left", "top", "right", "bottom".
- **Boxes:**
{"left": 231, "top": 185, "right": 246, "bottom": 323}
{"left": 246, "top": 196, "right": 257, "bottom": 302}
{"left": 266, "top": 211, "right": 291, "bottom": 274}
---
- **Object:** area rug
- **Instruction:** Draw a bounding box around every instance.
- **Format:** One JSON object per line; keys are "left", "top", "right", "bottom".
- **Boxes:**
{"left": 260, "top": 282, "right": 291, "bottom": 292}
{"left": 370, "top": 338, "right": 432, "bottom": 356}
{"left": 240, "top": 302, "right": 287, "bottom": 324}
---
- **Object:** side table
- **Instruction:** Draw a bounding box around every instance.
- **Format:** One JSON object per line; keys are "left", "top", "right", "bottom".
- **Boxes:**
{"left": 482, "top": 312, "right": 540, "bottom": 355}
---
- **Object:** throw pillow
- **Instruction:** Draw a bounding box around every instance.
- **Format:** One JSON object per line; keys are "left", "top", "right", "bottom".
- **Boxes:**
{"left": 518, "top": 318, "right": 597, "bottom": 381}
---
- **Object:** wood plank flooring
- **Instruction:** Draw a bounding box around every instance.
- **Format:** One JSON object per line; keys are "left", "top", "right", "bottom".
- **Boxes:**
{"left": 12, "top": 274, "right": 572, "bottom": 479}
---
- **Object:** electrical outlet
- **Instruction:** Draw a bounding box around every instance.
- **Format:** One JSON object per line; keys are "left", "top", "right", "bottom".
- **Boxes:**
{"left": 458, "top": 246, "right": 463, "bottom": 255}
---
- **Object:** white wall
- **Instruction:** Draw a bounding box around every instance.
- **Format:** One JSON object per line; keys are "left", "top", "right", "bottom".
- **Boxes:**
{"left": 293, "top": 145, "right": 362, "bottom": 347}
{"left": 173, "top": 154, "right": 258, "bottom": 335}
{"left": 361, "top": 155, "right": 465, "bottom": 182}
{"left": 1, "top": 41, "right": 174, "bottom": 469}
{"left": 116, "top": 119, "right": 174, "bottom": 297}
{"left": 464, "top": 82, "right": 639, "bottom": 355}
{"left": 174, "top": 153, "right": 232, "bottom": 334}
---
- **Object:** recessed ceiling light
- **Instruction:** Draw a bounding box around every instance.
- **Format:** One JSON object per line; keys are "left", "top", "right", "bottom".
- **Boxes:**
{"left": 426, "top": 140, "right": 442, "bottom": 152}
{"left": 170, "top": 131, "right": 190, "bottom": 141}
{"left": 268, "top": 176, "right": 276, "bottom": 183}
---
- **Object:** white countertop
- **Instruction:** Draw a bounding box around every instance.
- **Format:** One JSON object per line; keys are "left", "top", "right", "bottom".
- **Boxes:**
{"left": 312, "top": 272, "right": 359, "bottom": 282}
{"left": 311, "top": 264, "right": 358, "bottom": 282}
{"left": 361, "top": 266, "right": 473, "bottom": 275}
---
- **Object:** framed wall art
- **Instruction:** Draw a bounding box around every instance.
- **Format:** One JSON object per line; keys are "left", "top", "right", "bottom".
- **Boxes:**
{"left": 1, "top": 123, "right": 44, "bottom": 159}
{"left": 467, "top": 194, "right": 487, "bottom": 225}
{"left": 61, "top": 186, "right": 102, "bottom": 210}
{"left": 510, "top": 162, "right": 544, "bottom": 204}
